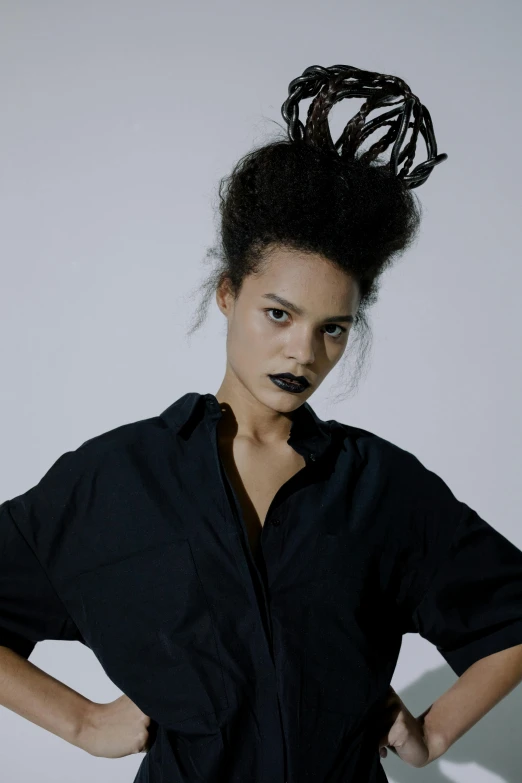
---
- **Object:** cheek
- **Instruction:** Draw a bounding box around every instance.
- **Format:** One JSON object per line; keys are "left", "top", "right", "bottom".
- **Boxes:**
{"left": 227, "top": 313, "right": 271, "bottom": 363}
{"left": 241, "top": 311, "right": 278, "bottom": 347}
{"left": 327, "top": 342, "right": 347, "bottom": 366}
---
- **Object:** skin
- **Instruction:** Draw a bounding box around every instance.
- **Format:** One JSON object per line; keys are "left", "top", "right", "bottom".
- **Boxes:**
{"left": 214, "top": 244, "right": 360, "bottom": 445}
{"left": 211, "top": 243, "right": 522, "bottom": 767}
{"left": 80, "top": 246, "right": 362, "bottom": 758}
{"left": 17, "top": 243, "right": 521, "bottom": 764}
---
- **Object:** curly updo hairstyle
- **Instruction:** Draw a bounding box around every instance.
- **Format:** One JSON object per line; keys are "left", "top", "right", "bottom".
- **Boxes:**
{"left": 186, "top": 64, "right": 447, "bottom": 400}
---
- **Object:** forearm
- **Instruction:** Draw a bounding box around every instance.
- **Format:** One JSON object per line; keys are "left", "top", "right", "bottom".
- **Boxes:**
{"left": 0, "top": 644, "right": 95, "bottom": 748}
{"left": 417, "top": 643, "right": 522, "bottom": 762}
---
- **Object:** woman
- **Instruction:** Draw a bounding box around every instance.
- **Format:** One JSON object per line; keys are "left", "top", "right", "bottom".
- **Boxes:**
{"left": 2, "top": 64, "right": 522, "bottom": 783}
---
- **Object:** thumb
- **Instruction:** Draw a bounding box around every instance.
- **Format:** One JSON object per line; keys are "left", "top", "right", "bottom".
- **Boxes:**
{"left": 144, "top": 718, "right": 159, "bottom": 752}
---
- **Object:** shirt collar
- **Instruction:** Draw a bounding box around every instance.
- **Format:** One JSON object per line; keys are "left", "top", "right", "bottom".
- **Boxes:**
{"left": 160, "top": 391, "right": 333, "bottom": 462}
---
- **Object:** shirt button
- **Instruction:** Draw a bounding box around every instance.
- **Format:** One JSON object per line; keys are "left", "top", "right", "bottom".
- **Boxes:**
{"left": 271, "top": 518, "right": 281, "bottom": 527}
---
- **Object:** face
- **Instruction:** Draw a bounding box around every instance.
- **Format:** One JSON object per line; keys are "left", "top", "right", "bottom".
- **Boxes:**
{"left": 215, "top": 245, "right": 360, "bottom": 412}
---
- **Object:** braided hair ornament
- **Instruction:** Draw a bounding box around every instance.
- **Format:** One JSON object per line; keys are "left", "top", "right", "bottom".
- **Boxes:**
{"left": 281, "top": 64, "right": 447, "bottom": 189}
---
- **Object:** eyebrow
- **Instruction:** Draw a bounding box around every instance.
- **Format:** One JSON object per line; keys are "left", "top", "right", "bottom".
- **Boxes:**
{"left": 261, "top": 293, "right": 354, "bottom": 324}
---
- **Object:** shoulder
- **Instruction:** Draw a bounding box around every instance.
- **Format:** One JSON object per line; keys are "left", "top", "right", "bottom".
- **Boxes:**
{"left": 329, "top": 420, "right": 472, "bottom": 565}
{"left": 9, "top": 413, "right": 173, "bottom": 511}
{"left": 330, "top": 418, "right": 421, "bottom": 472}
{"left": 76, "top": 413, "right": 172, "bottom": 464}
{"left": 329, "top": 418, "right": 457, "bottom": 504}
{"left": 74, "top": 392, "right": 194, "bottom": 467}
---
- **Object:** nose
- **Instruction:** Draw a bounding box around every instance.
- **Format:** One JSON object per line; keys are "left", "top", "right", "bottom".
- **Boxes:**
{"left": 285, "top": 327, "right": 316, "bottom": 366}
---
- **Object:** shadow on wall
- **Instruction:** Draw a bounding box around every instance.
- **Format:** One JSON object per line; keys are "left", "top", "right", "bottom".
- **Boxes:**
{"left": 383, "top": 664, "right": 521, "bottom": 783}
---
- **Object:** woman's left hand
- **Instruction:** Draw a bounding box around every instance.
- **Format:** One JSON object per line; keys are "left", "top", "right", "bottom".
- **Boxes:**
{"left": 376, "top": 686, "right": 431, "bottom": 768}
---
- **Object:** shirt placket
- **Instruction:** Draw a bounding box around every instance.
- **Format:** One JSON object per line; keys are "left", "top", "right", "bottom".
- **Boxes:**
{"left": 205, "top": 398, "right": 289, "bottom": 782}
{"left": 205, "top": 394, "right": 323, "bottom": 783}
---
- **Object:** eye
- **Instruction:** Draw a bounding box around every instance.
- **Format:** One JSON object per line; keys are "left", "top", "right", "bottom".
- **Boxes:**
{"left": 323, "top": 323, "right": 347, "bottom": 339}
{"left": 264, "top": 309, "right": 347, "bottom": 339}
{"left": 265, "top": 308, "right": 289, "bottom": 324}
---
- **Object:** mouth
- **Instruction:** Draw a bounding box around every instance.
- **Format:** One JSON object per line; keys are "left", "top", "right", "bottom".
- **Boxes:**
{"left": 268, "top": 373, "right": 311, "bottom": 394}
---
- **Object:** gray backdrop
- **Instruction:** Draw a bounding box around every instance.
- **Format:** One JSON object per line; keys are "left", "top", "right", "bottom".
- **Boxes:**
{"left": 1, "top": 1, "right": 521, "bottom": 781}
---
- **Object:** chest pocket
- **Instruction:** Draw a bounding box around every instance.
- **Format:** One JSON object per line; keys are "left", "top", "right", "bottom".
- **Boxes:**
{"left": 302, "top": 534, "right": 388, "bottom": 718}
{"left": 66, "top": 539, "right": 229, "bottom": 727}
{"left": 303, "top": 603, "right": 374, "bottom": 717}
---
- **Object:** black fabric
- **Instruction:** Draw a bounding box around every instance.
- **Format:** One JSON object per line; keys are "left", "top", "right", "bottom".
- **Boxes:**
{"left": 1, "top": 390, "right": 522, "bottom": 783}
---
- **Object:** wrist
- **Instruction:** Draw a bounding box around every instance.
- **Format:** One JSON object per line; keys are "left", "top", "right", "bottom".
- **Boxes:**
{"left": 417, "top": 713, "right": 448, "bottom": 765}
{"left": 72, "top": 699, "right": 100, "bottom": 751}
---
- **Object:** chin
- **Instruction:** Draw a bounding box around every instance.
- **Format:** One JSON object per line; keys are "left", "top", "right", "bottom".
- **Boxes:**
{"left": 267, "top": 386, "right": 310, "bottom": 409}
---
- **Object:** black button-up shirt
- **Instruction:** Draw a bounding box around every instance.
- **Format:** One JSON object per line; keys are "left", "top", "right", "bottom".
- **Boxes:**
{"left": 2, "top": 391, "right": 522, "bottom": 782}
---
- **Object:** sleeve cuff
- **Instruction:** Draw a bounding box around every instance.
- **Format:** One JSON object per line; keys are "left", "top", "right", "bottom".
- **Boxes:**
{"left": 0, "top": 628, "right": 36, "bottom": 659}
{"left": 440, "top": 618, "right": 522, "bottom": 677}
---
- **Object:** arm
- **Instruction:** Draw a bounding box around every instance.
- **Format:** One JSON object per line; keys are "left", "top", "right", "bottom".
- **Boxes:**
{"left": 0, "top": 498, "right": 94, "bottom": 746}
{"left": 0, "top": 645, "right": 154, "bottom": 757}
{"left": 378, "top": 446, "right": 522, "bottom": 766}
{"left": 0, "top": 471, "right": 153, "bottom": 760}
{"left": 419, "top": 642, "right": 522, "bottom": 763}
{"left": 0, "top": 644, "right": 93, "bottom": 747}
{"left": 379, "top": 644, "right": 522, "bottom": 767}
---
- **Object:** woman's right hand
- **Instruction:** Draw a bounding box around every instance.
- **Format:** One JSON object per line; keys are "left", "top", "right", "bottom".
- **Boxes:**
{"left": 76, "top": 693, "right": 156, "bottom": 758}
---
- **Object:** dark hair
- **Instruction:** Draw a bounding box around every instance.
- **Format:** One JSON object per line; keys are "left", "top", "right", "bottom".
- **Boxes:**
{"left": 185, "top": 64, "right": 447, "bottom": 400}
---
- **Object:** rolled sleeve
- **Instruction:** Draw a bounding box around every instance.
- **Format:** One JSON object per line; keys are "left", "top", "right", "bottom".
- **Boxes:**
{"left": 387, "top": 447, "right": 522, "bottom": 677}
{"left": 0, "top": 448, "right": 92, "bottom": 658}
{"left": 411, "top": 503, "right": 522, "bottom": 676}
{"left": 0, "top": 500, "right": 82, "bottom": 657}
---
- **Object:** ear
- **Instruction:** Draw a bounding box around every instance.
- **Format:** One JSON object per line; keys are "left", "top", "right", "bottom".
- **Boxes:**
{"left": 215, "top": 276, "right": 234, "bottom": 316}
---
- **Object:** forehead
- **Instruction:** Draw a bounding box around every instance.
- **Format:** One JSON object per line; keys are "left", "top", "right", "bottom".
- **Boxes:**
{"left": 245, "top": 246, "right": 359, "bottom": 308}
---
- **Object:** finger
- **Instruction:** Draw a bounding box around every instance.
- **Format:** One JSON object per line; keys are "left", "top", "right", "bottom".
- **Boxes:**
{"left": 384, "top": 691, "right": 401, "bottom": 707}
{"left": 147, "top": 718, "right": 159, "bottom": 748}
{"left": 377, "top": 733, "right": 389, "bottom": 750}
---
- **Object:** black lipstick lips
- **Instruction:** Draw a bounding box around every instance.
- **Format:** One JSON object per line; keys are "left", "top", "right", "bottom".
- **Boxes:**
{"left": 268, "top": 373, "right": 310, "bottom": 394}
